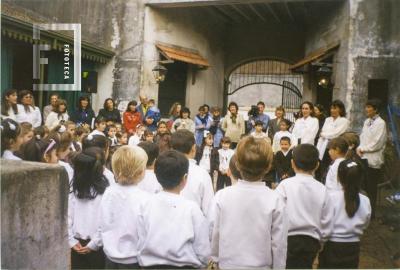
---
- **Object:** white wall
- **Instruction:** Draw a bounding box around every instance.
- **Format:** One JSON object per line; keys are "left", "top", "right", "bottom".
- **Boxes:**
{"left": 141, "top": 6, "right": 226, "bottom": 114}
{"left": 91, "top": 58, "right": 115, "bottom": 113}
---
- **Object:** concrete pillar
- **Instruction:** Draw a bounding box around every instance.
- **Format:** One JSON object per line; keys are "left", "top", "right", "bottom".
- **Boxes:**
{"left": 1, "top": 160, "right": 69, "bottom": 269}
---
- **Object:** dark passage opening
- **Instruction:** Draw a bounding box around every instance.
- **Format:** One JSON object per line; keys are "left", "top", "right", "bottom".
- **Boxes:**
{"left": 368, "top": 79, "right": 389, "bottom": 108}
{"left": 157, "top": 61, "right": 187, "bottom": 118}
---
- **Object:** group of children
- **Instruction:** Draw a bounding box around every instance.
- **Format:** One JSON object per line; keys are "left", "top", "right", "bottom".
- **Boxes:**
{"left": 1, "top": 101, "right": 372, "bottom": 269}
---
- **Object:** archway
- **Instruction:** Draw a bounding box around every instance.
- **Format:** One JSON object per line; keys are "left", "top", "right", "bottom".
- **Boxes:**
{"left": 226, "top": 59, "right": 303, "bottom": 122}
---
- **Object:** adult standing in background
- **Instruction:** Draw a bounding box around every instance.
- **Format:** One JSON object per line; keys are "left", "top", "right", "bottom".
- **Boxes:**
{"left": 1, "top": 89, "right": 19, "bottom": 121}
{"left": 43, "top": 93, "right": 59, "bottom": 122}
{"left": 221, "top": 102, "right": 245, "bottom": 149}
{"left": 292, "top": 101, "right": 319, "bottom": 145}
{"left": 194, "top": 105, "right": 211, "bottom": 146}
{"left": 16, "top": 90, "right": 42, "bottom": 128}
{"left": 137, "top": 94, "right": 149, "bottom": 122}
{"left": 98, "top": 98, "right": 121, "bottom": 124}
{"left": 316, "top": 100, "right": 350, "bottom": 181}
{"left": 357, "top": 99, "right": 387, "bottom": 218}
{"left": 268, "top": 106, "right": 289, "bottom": 141}
{"left": 247, "top": 101, "right": 270, "bottom": 133}
{"left": 137, "top": 94, "right": 160, "bottom": 131}
{"left": 314, "top": 104, "right": 327, "bottom": 144}
{"left": 71, "top": 96, "right": 96, "bottom": 129}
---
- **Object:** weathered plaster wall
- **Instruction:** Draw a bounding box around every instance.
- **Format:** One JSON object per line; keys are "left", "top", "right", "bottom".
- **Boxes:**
{"left": 304, "top": 1, "right": 350, "bottom": 103}
{"left": 224, "top": 24, "right": 305, "bottom": 75}
{"left": 141, "top": 6, "right": 226, "bottom": 113}
{"left": 2, "top": 0, "right": 146, "bottom": 112}
{"left": 348, "top": 0, "right": 400, "bottom": 131}
{"left": 1, "top": 160, "right": 69, "bottom": 269}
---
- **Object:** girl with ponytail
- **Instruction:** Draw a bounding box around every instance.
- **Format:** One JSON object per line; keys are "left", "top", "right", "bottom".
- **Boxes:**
{"left": 319, "top": 159, "right": 371, "bottom": 269}
{"left": 68, "top": 146, "right": 109, "bottom": 269}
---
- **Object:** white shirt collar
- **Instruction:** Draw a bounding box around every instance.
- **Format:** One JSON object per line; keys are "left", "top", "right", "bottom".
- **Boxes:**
{"left": 237, "top": 179, "right": 265, "bottom": 186}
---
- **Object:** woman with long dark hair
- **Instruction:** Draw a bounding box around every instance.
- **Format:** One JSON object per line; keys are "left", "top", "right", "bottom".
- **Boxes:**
{"left": 292, "top": 101, "right": 319, "bottom": 145}
{"left": 98, "top": 98, "right": 121, "bottom": 124}
{"left": 318, "top": 159, "right": 371, "bottom": 269}
{"left": 1, "top": 89, "right": 19, "bottom": 121}
{"left": 71, "top": 96, "right": 96, "bottom": 129}
{"left": 123, "top": 100, "right": 142, "bottom": 135}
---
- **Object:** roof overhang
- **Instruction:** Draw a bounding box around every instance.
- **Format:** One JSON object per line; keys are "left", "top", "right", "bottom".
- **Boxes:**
{"left": 1, "top": 14, "right": 115, "bottom": 64}
{"left": 289, "top": 42, "right": 340, "bottom": 72}
{"left": 156, "top": 43, "right": 209, "bottom": 68}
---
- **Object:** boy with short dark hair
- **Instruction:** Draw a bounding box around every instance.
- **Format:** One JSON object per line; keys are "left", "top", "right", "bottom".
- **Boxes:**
{"left": 208, "top": 136, "right": 287, "bottom": 269}
{"left": 275, "top": 144, "right": 335, "bottom": 269}
{"left": 170, "top": 130, "right": 214, "bottom": 216}
{"left": 137, "top": 141, "right": 162, "bottom": 194}
{"left": 273, "top": 136, "right": 295, "bottom": 182}
{"left": 137, "top": 150, "right": 210, "bottom": 268}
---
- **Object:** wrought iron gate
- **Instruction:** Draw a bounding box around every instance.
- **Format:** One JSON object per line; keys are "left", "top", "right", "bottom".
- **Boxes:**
{"left": 282, "top": 81, "right": 302, "bottom": 123}
{"left": 226, "top": 59, "right": 303, "bottom": 116}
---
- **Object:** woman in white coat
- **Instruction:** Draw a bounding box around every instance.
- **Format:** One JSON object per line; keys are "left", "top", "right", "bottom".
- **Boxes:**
{"left": 16, "top": 90, "right": 42, "bottom": 128}
{"left": 316, "top": 100, "right": 350, "bottom": 181}
{"left": 45, "top": 99, "right": 70, "bottom": 130}
{"left": 292, "top": 101, "right": 319, "bottom": 145}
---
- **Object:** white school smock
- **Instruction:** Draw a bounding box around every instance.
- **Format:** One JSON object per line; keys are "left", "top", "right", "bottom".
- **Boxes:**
{"left": 89, "top": 129, "right": 105, "bottom": 137}
{"left": 358, "top": 116, "right": 387, "bottom": 169}
{"left": 1, "top": 107, "right": 17, "bottom": 121}
{"left": 275, "top": 173, "right": 335, "bottom": 241}
{"left": 59, "top": 160, "right": 74, "bottom": 188}
{"left": 218, "top": 148, "right": 234, "bottom": 173}
{"left": 100, "top": 184, "right": 150, "bottom": 264}
{"left": 137, "top": 191, "right": 210, "bottom": 267}
{"left": 137, "top": 169, "right": 162, "bottom": 194}
{"left": 68, "top": 193, "right": 104, "bottom": 250}
{"left": 16, "top": 104, "right": 42, "bottom": 127}
{"left": 2, "top": 150, "right": 22, "bottom": 160}
{"left": 292, "top": 116, "right": 319, "bottom": 145}
{"left": 328, "top": 190, "right": 371, "bottom": 242}
{"left": 199, "top": 146, "right": 212, "bottom": 173}
{"left": 181, "top": 159, "right": 214, "bottom": 216}
{"left": 103, "top": 167, "right": 117, "bottom": 186}
{"left": 45, "top": 111, "right": 69, "bottom": 130}
{"left": 208, "top": 180, "right": 287, "bottom": 269}
{"left": 316, "top": 116, "right": 349, "bottom": 158}
{"left": 128, "top": 134, "right": 141, "bottom": 146}
{"left": 325, "top": 157, "right": 345, "bottom": 192}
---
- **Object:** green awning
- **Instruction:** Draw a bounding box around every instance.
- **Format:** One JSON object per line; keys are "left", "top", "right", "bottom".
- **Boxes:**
{"left": 1, "top": 14, "right": 115, "bottom": 64}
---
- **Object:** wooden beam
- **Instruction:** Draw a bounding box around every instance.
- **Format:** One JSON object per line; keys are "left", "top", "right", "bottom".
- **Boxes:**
{"left": 229, "top": 4, "right": 252, "bottom": 21}
{"left": 201, "top": 6, "right": 230, "bottom": 24}
{"left": 248, "top": 4, "right": 267, "bottom": 22}
{"left": 263, "top": 3, "right": 281, "bottom": 23}
{"left": 284, "top": 2, "right": 295, "bottom": 22}
{"left": 214, "top": 6, "right": 242, "bottom": 23}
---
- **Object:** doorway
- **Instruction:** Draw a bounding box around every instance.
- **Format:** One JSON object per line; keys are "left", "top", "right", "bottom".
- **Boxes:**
{"left": 368, "top": 79, "right": 388, "bottom": 108}
{"left": 157, "top": 61, "right": 188, "bottom": 117}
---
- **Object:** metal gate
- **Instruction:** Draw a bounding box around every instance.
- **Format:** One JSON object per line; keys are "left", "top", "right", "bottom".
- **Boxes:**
{"left": 226, "top": 59, "right": 303, "bottom": 115}
{"left": 282, "top": 81, "right": 302, "bottom": 123}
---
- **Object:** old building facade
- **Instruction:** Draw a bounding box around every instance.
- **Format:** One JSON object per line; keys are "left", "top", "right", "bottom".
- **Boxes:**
{"left": 1, "top": 0, "right": 399, "bottom": 131}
